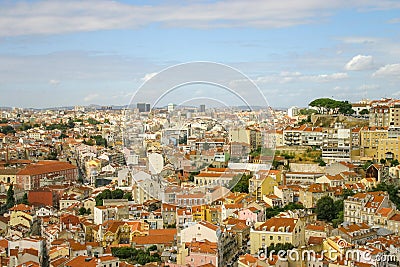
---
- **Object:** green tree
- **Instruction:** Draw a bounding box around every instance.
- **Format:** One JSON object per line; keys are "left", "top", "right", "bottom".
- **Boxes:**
{"left": 362, "top": 160, "right": 373, "bottom": 170}
{"left": 92, "top": 135, "right": 107, "bottom": 147}
{"left": 309, "top": 98, "right": 354, "bottom": 115}
{"left": 111, "top": 189, "right": 124, "bottom": 199}
{"left": 87, "top": 118, "right": 100, "bottom": 125}
{"left": 6, "top": 184, "right": 15, "bottom": 209}
{"left": 1, "top": 125, "right": 16, "bottom": 135}
{"left": 332, "top": 210, "right": 344, "bottom": 228}
{"left": 370, "top": 182, "right": 400, "bottom": 209}
{"left": 78, "top": 207, "right": 87, "bottom": 215}
{"left": 67, "top": 118, "right": 75, "bottom": 128}
{"left": 267, "top": 243, "right": 294, "bottom": 254}
{"left": 123, "top": 192, "right": 133, "bottom": 201}
{"left": 265, "top": 203, "right": 304, "bottom": 219}
{"left": 231, "top": 174, "right": 251, "bottom": 193}
{"left": 21, "top": 193, "right": 29, "bottom": 205}
{"left": 359, "top": 109, "right": 369, "bottom": 115}
{"left": 59, "top": 132, "right": 68, "bottom": 139}
{"left": 338, "top": 101, "right": 354, "bottom": 115}
{"left": 342, "top": 188, "right": 355, "bottom": 199}
{"left": 46, "top": 150, "right": 58, "bottom": 160}
{"left": 315, "top": 196, "right": 336, "bottom": 221}
{"left": 147, "top": 245, "right": 158, "bottom": 252}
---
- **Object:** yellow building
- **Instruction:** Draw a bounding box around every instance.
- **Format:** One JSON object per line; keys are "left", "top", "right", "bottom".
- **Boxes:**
{"left": 100, "top": 220, "right": 149, "bottom": 247}
{"left": 377, "top": 137, "right": 400, "bottom": 161}
{"left": 299, "top": 184, "right": 334, "bottom": 209}
{"left": 250, "top": 170, "right": 280, "bottom": 201}
{"left": 0, "top": 168, "right": 18, "bottom": 184}
{"left": 222, "top": 192, "right": 248, "bottom": 204}
{"left": 250, "top": 217, "right": 304, "bottom": 254}
{"left": 204, "top": 206, "right": 222, "bottom": 224}
{"left": 360, "top": 127, "right": 388, "bottom": 159}
{"left": 322, "top": 236, "right": 353, "bottom": 261}
{"left": 8, "top": 204, "right": 34, "bottom": 230}
{"left": 229, "top": 127, "right": 262, "bottom": 150}
{"left": 49, "top": 245, "right": 69, "bottom": 260}
{"left": 192, "top": 205, "right": 206, "bottom": 222}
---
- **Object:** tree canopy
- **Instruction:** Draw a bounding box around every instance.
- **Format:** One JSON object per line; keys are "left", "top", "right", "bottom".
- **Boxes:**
{"left": 6, "top": 184, "right": 15, "bottom": 209}
{"left": 309, "top": 98, "right": 354, "bottom": 115}
{"left": 95, "top": 189, "right": 132, "bottom": 206}
{"left": 111, "top": 246, "right": 160, "bottom": 265}
{"left": 315, "top": 196, "right": 343, "bottom": 225}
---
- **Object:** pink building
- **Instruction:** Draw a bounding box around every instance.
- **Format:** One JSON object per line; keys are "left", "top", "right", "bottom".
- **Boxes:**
{"left": 184, "top": 239, "right": 218, "bottom": 267}
{"left": 238, "top": 207, "right": 260, "bottom": 225}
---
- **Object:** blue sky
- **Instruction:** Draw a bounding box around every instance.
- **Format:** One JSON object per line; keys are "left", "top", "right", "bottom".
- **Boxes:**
{"left": 0, "top": 0, "right": 400, "bottom": 108}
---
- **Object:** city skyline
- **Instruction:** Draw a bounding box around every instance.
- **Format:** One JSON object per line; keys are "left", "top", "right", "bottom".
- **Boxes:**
{"left": 1, "top": 1, "right": 400, "bottom": 108}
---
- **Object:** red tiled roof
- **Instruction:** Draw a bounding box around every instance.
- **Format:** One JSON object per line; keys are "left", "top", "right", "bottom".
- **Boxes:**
{"left": 17, "top": 161, "right": 76, "bottom": 176}
{"left": 198, "top": 220, "right": 219, "bottom": 231}
{"left": 131, "top": 234, "right": 174, "bottom": 245}
{"left": 256, "top": 217, "right": 297, "bottom": 232}
{"left": 65, "top": 255, "right": 117, "bottom": 267}
{"left": 308, "top": 236, "right": 325, "bottom": 245}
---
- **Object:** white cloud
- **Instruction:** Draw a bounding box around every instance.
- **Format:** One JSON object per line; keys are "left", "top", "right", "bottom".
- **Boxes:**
{"left": 300, "top": 72, "right": 349, "bottom": 82}
{"left": 358, "top": 84, "right": 380, "bottom": 91}
{"left": 345, "top": 55, "right": 374, "bottom": 70}
{"left": 1, "top": 1, "right": 400, "bottom": 36}
{"left": 253, "top": 71, "right": 348, "bottom": 84}
{"left": 338, "top": 36, "right": 380, "bottom": 44}
{"left": 48, "top": 79, "right": 60, "bottom": 85}
{"left": 373, "top": 63, "right": 400, "bottom": 78}
{"left": 83, "top": 93, "right": 99, "bottom": 102}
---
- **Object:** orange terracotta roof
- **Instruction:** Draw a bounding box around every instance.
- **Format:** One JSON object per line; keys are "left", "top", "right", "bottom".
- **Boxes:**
{"left": 308, "top": 236, "right": 325, "bottom": 245}
{"left": 198, "top": 220, "right": 219, "bottom": 231}
{"left": 256, "top": 217, "right": 297, "bottom": 232}
{"left": 148, "top": 228, "right": 177, "bottom": 236}
{"left": 338, "top": 223, "right": 371, "bottom": 236}
{"left": 131, "top": 234, "right": 175, "bottom": 245}
{"left": 377, "top": 207, "right": 393, "bottom": 217}
{"left": 9, "top": 204, "right": 33, "bottom": 212}
{"left": 389, "top": 214, "right": 400, "bottom": 222}
{"left": 186, "top": 239, "right": 217, "bottom": 254}
{"left": 305, "top": 225, "right": 325, "bottom": 231}
{"left": 17, "top": 161, "right": 76, "bottom": 176}
{"left": 65, "top": 255, "right": 117, "bottom": 267}
{"left": 238, "top": 254, "right": 257, "bottom": 265}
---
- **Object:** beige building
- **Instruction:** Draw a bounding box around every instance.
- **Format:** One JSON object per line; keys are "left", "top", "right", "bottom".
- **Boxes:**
{"left": 299, "top": 184, "right": 334, "bottom": 209}
{"left": 377, "top": 136, "right": 400, "bottom": 161}
{"left": 229, "top": 127, "right": 262, "bottom": 150}
{"left": 388, "top": 213, "right": 400, "bottom": 235}
{"left": 250, "top": 217, "right": 305, "bottom": 254}
{"left": 360, "top": 127, "right": 388, "bottom": 159}
{"left": 369, "top": 105, "right": 390, "bottom": 127}
{"left": 344, "top": 191, "right": 392, "bottom": 225}
{"left": 0, "top": 168, "right": 18, "bottom": 184}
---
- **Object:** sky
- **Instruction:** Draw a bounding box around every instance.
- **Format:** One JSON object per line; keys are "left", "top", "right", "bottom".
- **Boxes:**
{"left": 1, "top": 0, "right": 400, "bottom": 109}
